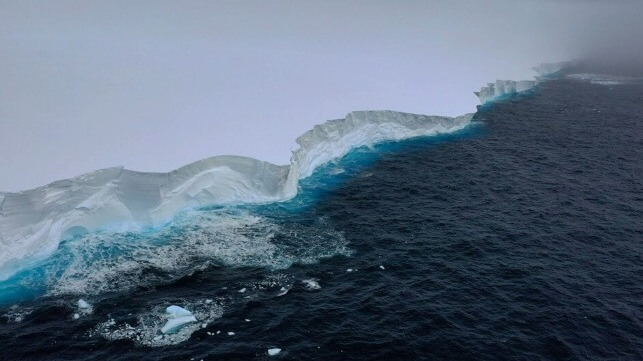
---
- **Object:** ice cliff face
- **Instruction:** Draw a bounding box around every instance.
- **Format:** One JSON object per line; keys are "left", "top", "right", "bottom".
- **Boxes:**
{"left": 0, "top": 110, "right": 472, "bottom": 281}
{"left": 474, "top": 61, "right": 572, "bottom": 106}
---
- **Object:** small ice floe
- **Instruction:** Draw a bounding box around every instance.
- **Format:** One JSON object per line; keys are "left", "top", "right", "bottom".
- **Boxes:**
{"left": 201, "top": 323, "right": 207, "bottom": 329}
{"left": 277, "top": 287, "right": 289, "bottom": 296}
{"left": 346, "top": 268, "right": 357, "bottom": 272}
{"left": 268, "top": 348, "right": 282, "bottom": 356}
{"left": 239, "top": 288, "right": 247, "bottom": 293}
{"left": 228, "top": 331, "right": 235, "bottom": 336}
{"left": 74, "top": 299, "right": 93, "bottom": 317}
{"left": 205, "top": 299, "right": 213, "bottom": 304}
{"left": 216, "top": 330, "right": 221, "bottom": 334}
{"left": 379, "top": 265, "right": 385, "bottom": 270}
{"left": 78, "top": 299, "right": 91, "bottom": 309}
{"left": 245, "top": 319, "right": 251, "bottom": 322}
{"left": 161, "top": 306, "right": 197, "bottom": 334}
{"left": 301, "top": 279, "right": 321, "bottom": 290}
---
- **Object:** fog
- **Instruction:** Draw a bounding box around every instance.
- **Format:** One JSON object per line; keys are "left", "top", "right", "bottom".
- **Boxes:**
{"left": 1, "top": 0, "right": 641, "bottom": 191}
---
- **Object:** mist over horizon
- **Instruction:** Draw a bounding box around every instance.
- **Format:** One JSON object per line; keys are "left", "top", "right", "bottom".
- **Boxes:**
{"left": 1, "top": 0, "right": 642, "bottom": 191}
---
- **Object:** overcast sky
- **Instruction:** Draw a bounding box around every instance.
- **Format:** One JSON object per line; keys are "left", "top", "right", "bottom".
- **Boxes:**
{"left": 1, "top": 0, "right": 641, "bottom": 191}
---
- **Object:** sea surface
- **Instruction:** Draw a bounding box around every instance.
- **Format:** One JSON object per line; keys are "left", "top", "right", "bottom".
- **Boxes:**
{"left": 1, "top": 74, "right": 642, "bottom": 360}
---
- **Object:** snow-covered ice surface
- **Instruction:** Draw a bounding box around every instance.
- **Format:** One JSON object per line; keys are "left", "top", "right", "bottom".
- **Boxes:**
{"left": 0, "top": 110, "right": 472, "bottom": 281}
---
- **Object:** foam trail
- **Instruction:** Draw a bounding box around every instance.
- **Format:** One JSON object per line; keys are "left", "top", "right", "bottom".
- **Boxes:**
{"left": 0, "top": 110, "right": 471, "bottom": 281}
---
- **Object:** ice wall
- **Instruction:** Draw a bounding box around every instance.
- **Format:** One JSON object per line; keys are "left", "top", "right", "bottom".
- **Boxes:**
{"left": 474, "top": 61, "right": 572, "bottom": 106}
{"left": 0, "top": 110, "right": 472, "bottom": 281}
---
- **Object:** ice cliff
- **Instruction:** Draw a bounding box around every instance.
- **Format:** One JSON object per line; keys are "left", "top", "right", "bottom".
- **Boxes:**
{"left": 0, "top": 110, "right": 472, "bottom": 281}
{"left": 474, "top": 61, "right": 572, "bottom": 106}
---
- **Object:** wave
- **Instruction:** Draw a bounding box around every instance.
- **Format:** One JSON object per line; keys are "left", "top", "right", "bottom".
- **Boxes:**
{"left": 0, "top": 110, "right": 472, "bottom": 281}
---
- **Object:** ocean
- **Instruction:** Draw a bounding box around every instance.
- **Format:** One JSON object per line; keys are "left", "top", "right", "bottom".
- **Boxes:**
{"left": 0, "top": 72, "right": 641, "bottom": 360}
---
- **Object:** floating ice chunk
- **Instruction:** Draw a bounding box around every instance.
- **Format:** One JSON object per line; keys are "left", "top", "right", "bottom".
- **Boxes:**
{"left": 161, "top": 305, "right": 197, "bottom": 334}
{"left": 268, "top": 348, "right": 282, "bottom": 356}
{"left": 73, "top": 313, "right": 80, "bottom": 320}
{"left": 245, "top": 319, "right": 251, "bottom": 322}
{"left": 205, "top": 299, "right": 212, "bottom": 304}
{"left": 239, "top": 288, "right": 247, "bottom": 293}
{"left": 228, "top": 331, "right": 235, "bottom": 336}
{"left": 346, "top": 268, "right": 353, "bottom": 272}
{"left": 161, "top": 315, "right": 198, "bottom": 334}
{"left": 201, "top": 323, "right": 207, "bottom": 329}
{"left": 277, "top": 287, "right": 289, "bottom": 296}
{"left": 78, "top": 299, "right": 91, "bottom": 309}
{"left": 302, "top": 279, "right": 321, "bottom": 290}
{"left": 379, "top": 265, "right": 385, "bottom": 270}
{"left": 166, "top": 305, "right": 193, "bottom": 318}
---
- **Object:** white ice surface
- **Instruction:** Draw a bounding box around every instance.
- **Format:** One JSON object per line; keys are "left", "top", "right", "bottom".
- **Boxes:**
{"left": 0, "top": 110, "right": 472, "bottom": 281}
{"left": 161, "top": 305, "right": 197, "bottom": 334}
{"left": 474, "top": 61, "right": 572, "bottom": 105}
{"left": 161, "top": 315, "right": 197, "bottom": 334}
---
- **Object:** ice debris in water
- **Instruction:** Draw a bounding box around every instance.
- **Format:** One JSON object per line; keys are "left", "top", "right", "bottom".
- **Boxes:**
{"left": 78, "top": 299, "right": 91, "bottom": 309}
{"left": 228, "top": 331, "right": 235, "bottom": 336}
{"left": 95, "top": 300, "right": 223, "bottom": 347}
{"left": 166, "top": 305, "right": 193, "bottom": 318}
{"left": 161, "top": 306, "right": 197, "bottom": 334}
{"left": 379, "top": 265, "right": 385, "bottom": 270}
{"left": 239, "top": 288, "right": 247, "bottom": 293}
{"left": 76, "top": 298, "right": 94, "bottom": 316}
{"left": 4, "top": 305, "right": 34, "bottom": 323}
{"left": 277, "top": 287, "right": 289, "bottom": 296}
{"left": 302, "top": 279, "right": 321, "bottom": 290}
{"left": 268, "top": 348, "right": 282, "bottom": 356}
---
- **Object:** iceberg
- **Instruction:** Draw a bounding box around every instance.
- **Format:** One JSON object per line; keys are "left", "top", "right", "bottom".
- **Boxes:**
{"left": 0, "top": 110, "right": 472, "bottom": 281}
{"left": 475, "top": 61, "right": 573, "bottom": 106}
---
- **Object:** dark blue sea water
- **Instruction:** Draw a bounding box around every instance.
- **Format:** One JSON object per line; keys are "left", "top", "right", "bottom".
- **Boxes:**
{"left": 1, "top": 74, "right": 642, "bottom": 360}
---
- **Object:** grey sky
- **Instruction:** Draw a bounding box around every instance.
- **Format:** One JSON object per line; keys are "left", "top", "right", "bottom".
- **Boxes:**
{"left": 1, "top": 0, "right": 640, "bottom": 191}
